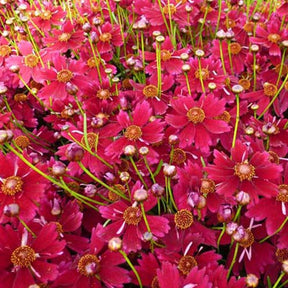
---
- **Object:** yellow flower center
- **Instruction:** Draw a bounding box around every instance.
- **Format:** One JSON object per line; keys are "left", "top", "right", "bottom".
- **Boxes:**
{"left": 1, "top": 176, "right": 23, "bottom": 196}
{"left": 234, "top": 161, "right": 255, "bottom": 181}
{"left": 178, "top": 255, "right": 197, "bottom": 275}
{"left": 163, "top": 4, "right": 177, "bottom": 15}
{"left": 186, "top": 107, "right": 205, "bottom": 124}
{"left": 268, "top": 33, "right": 281, "bottom": 43}
{"left": 99, "top": 33, "right": 112, "bottom": 42}
{"left": 171, "top": 148, "right": 186, "bottom": 164}
{"left": 39, "top": 10, "right": 52, "bottom": 20}
{"left": 81, "top": 132, "right": 98, "bottom": 150}
{"left": 276, "top": 184, "right": 288, "bottom": 203}
{"left": 123, "top": 206, "right": 142, "bottom": 225}
{"left": 0, "top": 45, "right": 11, "bottom": 57}
{"left": 161, "top": 50, "right": 172, "bottom": 61}
{"left": 124, "top": 125, "right": 142, "bottom": 141}
{"left": 96, "top": 89, "right": 111, "bottom": 100}
{"left": 24, "top": 54, "right": 39, "bottom": 68}
{"left": 58, "top": 33, "right": 71, "bottom": 42}
{"left": 57, "top": 69, "right": 73, "bottom": 83}
{"left": 87, "top": 57, "right": 100, "bottom": 68}
{"left": 229, "top": 42, "right": 242, "bottom": 55}
{"left": 14, "top": 135, "right": 30, "bottom": 149}
{"left": 174, "top": 209, "right": 194, "bottom": 229}
{"left": 143, "top": 85, "right": 158, "bottom": 98}
{"left": 194, "top": 68, "right": 210, "bottom": 80}
{"left": 263, "top": 82, "right": 277, "bottom": 97}
{"left": 77, "top": 254, "right": 99, "bottom": 277}
{"left": 11, "top": 246, "right": 36, "bottom": 267}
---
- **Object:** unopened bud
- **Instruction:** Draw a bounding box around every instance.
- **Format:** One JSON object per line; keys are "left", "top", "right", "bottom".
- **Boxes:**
{"left": 151, "top": 183, "right": 165, "bottom": 197}
{"left": 163, "top": 164, "right": 177, "bottom": 177}
{"left": 124, "top": 145, "right": 136, "bottom": 156}
{"left": 4, "top": 203, "right": 20, "bottom": 217}
{"left": 134, "top": 188, "right": 148, "bottom": 202}
{"left": 108, "top": 237, "right": 122, "bottom": 251}
{"left": 84, "top": 184, "right": 97, "bottom": 197}
{"left": 51, "top": 162, "right": 66, "bottom": 177}
{"left": 139, "top": 146, "right": 149, "bottom": 156}
{"left": 65, "top": 143, "right": 84, "bottom": 162}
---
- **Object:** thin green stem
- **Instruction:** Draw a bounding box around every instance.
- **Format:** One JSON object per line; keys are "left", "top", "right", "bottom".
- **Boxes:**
{"left": 272, "top": 272, "right": 285, "bottom": 288}
{"left": 119, "top": 250, "right": 143, "bottom": 288}
{"left": 232, "top": 93, "right": 240, "bottom": 148}
{"left": 227, "top": 242, "right": 239, "bottom": 279}
{"left": 129, "top": 156, "right": 148, "bottom": 189}
{"left": 140, "top": 203, "right": 151, "bottom": 233}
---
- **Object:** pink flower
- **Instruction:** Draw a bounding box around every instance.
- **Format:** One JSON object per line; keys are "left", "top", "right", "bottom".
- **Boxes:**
{"left": 165, "top": 94, "right": 231, "bottom": 153}
{"left": 0, "top": 152, "right": 48, "bottom": 223}
{"left": 0, "top": 223, "right": 65, "bottom": 286}
{"left": 205, "top": 140, "right": 282, "bottom": 203}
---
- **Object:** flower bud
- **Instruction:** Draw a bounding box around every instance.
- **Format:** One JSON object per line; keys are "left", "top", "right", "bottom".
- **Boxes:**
{"left": 168, "top": 134, "right": 179, "bottom": 145}
{"left": 84, "top": 184, "right": 97, "bottom": 197}
{"left": 232, "top": 84, "right": 244, "bottom": 94}
{"left": 82, "top": 22, "right": 92, "bottom": 33}
{"left": 235, "top": 190, "right": 250, "bottom": 205}
{"left": 65, "top": 143, "right": 84, "bottom": 162}
{"left": 246, "top": 274, "right": 259, "bottom": 287}
{"left": 9, "top": 64, "right": 20, "bottom": 73}
{"left": 0, "top": 129, "right": 13, "bottom": 144}
{"left": 108, "top": 237, "right": 122, "bottom": 251}
{"left": 51, "top": 162, "right": 66, "bottom": 177}
{"left": 120, "top": 171, "right": 130, "bottom": 182}
{"left": 139, "top": 146, "right": 149, "bottom": 156}
{"left": 134, "top": 188, "right": 148, "bottom": 202}
{"left": 226, "top": 222, "right": 239, "bottom": 235}
{"left": 151, "top": 183, "right": 165, "bottom": 197}
{"left": 217, "top": 204, "right": 235, "bottom": 223}
{"left": 163, "top": 164, "right": 177, "bottom": 177}
{"left": 124, "top": 145, "right": 136, "bottom": 156}
{"left": 282, "top": 260, "right": 288, "bottom": 274}
{"left": 4, "top": 203, "right": 19, "bottom": 217}
{"left": 143, "top": 231, "right": 153, "bottom": 241}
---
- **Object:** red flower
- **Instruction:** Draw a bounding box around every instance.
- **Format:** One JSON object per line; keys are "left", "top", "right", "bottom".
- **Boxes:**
{"left": 250, "top": 14, "right": 288, "bottom": 58}
{"left": 105, "top": 101, "right": 165, "bottom": 162}
{"left": 205, "top": 140, "right": 282, "bottom": 203}
{"left": 53, "top": 225, "right": 130, "bottom": 288}
{"left": 98, "top": 182, "right": 170, "bottom": 252}
{"left": 165, "top": 94, "right": 231, "bottom": 153}
{"left": 37, "top": 55, "right": 90, "bottom": 105}
{"left": 0, "top": 223, "right": 65, "bottom": 286}
{"left": 44, "top": 21, "right": 85, "bottom": 53}
{"left": 0, "top": 152, "right": 47, "bottom": 223}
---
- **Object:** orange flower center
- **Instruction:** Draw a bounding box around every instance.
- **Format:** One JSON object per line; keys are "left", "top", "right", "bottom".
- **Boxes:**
{"left": 161, "top": 50, "right": 172, "bottom": 61}
{"left": 238, "top": 79, "right": 251, "bottom": 90}
{"left": 1, "top": 176, "right": 23, "bottom": 196}
{"left": 239, "top": 229, "right": 254, "bottom": 248}
{"left": 200, "top": 178, "right": 215, "bottom": 194}
{"left": 24, "top": 54, "right": 39, "bottom": 68}
{"left": 214, "top": 111, "right": 231, "bottom": 122}
{"left": 268, "top": 33, "right": 280, "bottom": 43}
{"left": 14, "top": 93, "right": 28, "bottom": 102}
{"left": 81, "top": 132, "right": 98, "bottom": 150}
{"left": 194, "top": 68, "right": 210, "bottom": 80}
{"left": 0, "top": 45, "right": 11, "bottom": 57}
{"left": 143, "top": 85, "right": 158, "bottom": 98}
{"left": 99, "top": 33, "right": 112, "bottom": 42}
{"left": 77, "top": 254, "right": 99, "bottom": 277}
{"left": 87, "top": 57, "right": 100, "bottom": 68}
{"left": 11, "top": 246, "right": 36, "bottom": 267}
{"left": 174, "top": 209, "right": 194, "bottom": 229}
{"left": 276, "top": 184, "right": 288, "bottom": 203}
{"left": 187, "top": 107, "right": 205, "bottom": 124}
{"left": 108, "top": 184, "right": 126, "bottom": 201}
{"left": 58, "top": 32, "right": 71, "bottom": 42}
{"left": 163, "top": 4, "right": 177, "bottom": 15}
{"left": 229, "top": 42, "right": 242, "bottom": 55}
{"left": 123, "top": 206, "right": 142, "bottom": 225}
{"left": 39, "top": 10, "right": 52, "bottom": 20}
{"left": 96, "top": 89, "right": 111, "bottom": 100}
{"left": 14, "top": 135, "right": 30, "bottom": 149}
{"left": 178, "top": 255, "right": 197, "bottom": 275}
{"left": 171, "top": 148, "right": 186, "bottom": 164}
{"left": 57, "top": 69, "right": 73, "bottom": 83}
{"left": 234, "top": 161, "right": 255, "bottom": 181}
{"left": 276, "top": 248, "right": 288, "bottom": 263}
{"left": 263, "top": 82, "right": 277, "bottom": 97}
{"left": 124, "top": 125, "right": 142, "bottom": 141}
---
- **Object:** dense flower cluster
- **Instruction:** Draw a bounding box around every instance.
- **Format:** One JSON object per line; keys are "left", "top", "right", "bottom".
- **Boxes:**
{"left": 0, "top": 0, "right": 288, "bottom": 287}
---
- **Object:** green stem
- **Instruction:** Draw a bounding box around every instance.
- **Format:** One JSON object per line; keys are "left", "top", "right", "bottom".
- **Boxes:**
{"left": 129, "top": 156, "right": 148, "bottom": 189}
{"left": 143, "top": 156, "right": 156, "bottom": 184}
{"left": 276, "top": 48, "right": 286, "bottom": 87}
{"left": 227, "top": 242, "right": 239, "bottom": 279}
{"left": 232, "top": 93, "right": 240, "bottom": 148}
{"left": 140, "top": 203, "right": 151, "bottom": 233}
{"left": 18, "top": 217, "right": 36, "bottom": 237}
{"left": 119, "top": 250, "right": 143, "bottom": 288}
{"left": 272, "top": 272, "right": 285, "bottom": 288}
{"left": 77, "top": 161, "right": 129, "bottom": 200}
{"left": 259, "top": 216, "right": 288, "bottom": 243}
{"left": 217, "top": 223, "right": 226, "bottom": 251}
{"left": 219, "top": 40, "right": 227, "bottom": 75}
